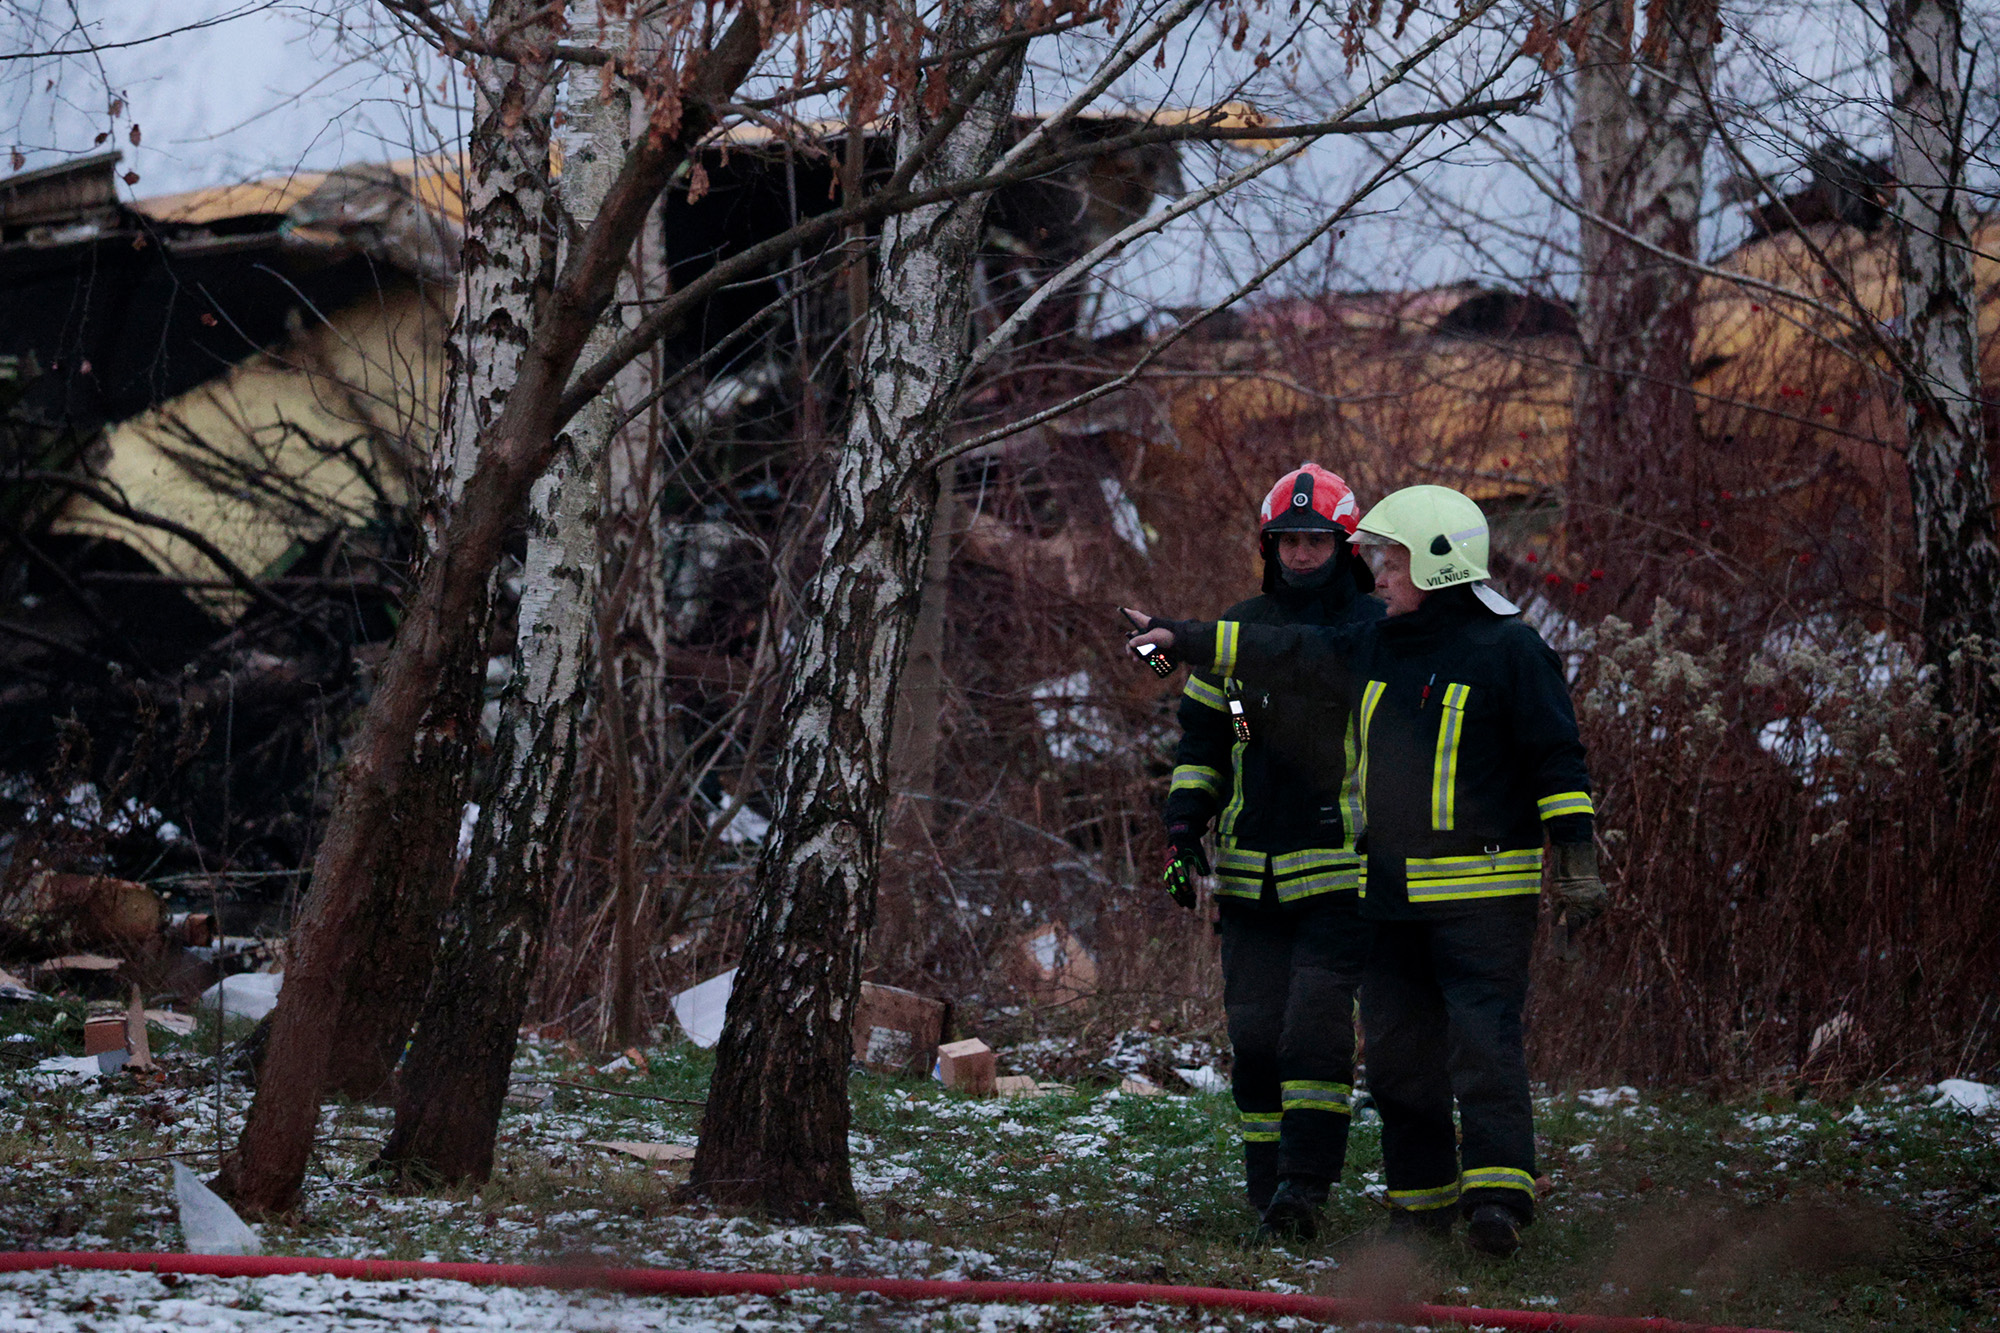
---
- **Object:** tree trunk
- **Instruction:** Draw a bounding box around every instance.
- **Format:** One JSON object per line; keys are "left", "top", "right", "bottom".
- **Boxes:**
{"left": 1569, "top": 0, "right": 1716, "bottom": 613}
{"left": 686, "top": 2, "right": 1024, "bottom": 1219}
{"left": 320, "top": 6, "right": 559, "bottom": 1104}
{"left": 876, "top": 487, "right": 957, "bottom": 977}
{"left": 1889, "top": 0, "right": 2000, "bottom": 691}
{"left": 378, "top": 9, "right": 642, "bottom": 1183}
{"left": 213, "top": 11, "right": 768, "bottom": 1216}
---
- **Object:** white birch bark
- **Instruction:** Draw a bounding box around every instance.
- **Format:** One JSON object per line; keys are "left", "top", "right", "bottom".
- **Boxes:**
{"left": 1888, "top": 0, "right": 2000, "bottom": 670}
{"left": 1569, "top": 1, "right": 1716, "bottom": 604}
{"left": 689, "top": 0, "right": 1026, "bottom": 1215}
{"left": 380, "top": 3, "right": 637, "bottom": 1180}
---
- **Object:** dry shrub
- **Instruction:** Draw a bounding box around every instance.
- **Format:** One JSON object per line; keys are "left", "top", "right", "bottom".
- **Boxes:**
{"left": 1532, "top": 606, "right": 2000, "bottom": 1087}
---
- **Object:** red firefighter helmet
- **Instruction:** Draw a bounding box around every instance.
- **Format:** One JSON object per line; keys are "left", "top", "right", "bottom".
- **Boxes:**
{"left": 1259, "top": 463, "right": 1360, "bottom": 536}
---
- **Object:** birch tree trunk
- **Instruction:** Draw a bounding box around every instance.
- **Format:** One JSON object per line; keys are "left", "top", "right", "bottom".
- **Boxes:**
{"left": 212, "top": 5, "right": 557, "bottom": 1205}
{"left": 319, "top": 8, "right": 559, "bottom": 1104}
{"left": 1569, "top": 0, "right": 1716, "bottom": 612}
{"left": 1889, "top": 0, "right": 2000, "bottom": 692}
{"left": 214, "top": 9, "right": 768, "bottom": 1216}
{"left": 687, "top": 2, "right": 1025, "bottom": 1217}
{"left": 380, "top": 10, "right": 637, "bottom": 1183}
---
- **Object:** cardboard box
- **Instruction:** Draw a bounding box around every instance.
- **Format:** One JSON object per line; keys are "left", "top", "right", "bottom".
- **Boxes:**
{"left": 853, "top": 983, "right": 948, "bottom": 1074}
{"left": 83, "top": 1015, "right": 127, "bottom": 1056}
{"left": 1013, "top": 924, "right": 1098, "bottom": 1006}
{"left": 937, "top": 1037, "right": 996, "bottom": 1096}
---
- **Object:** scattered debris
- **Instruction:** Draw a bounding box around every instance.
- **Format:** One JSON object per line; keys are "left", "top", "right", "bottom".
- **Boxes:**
{"left": 26, "top": 872, "right": 162, "bottom": 949}
{"left": 172, "top": 1160, "right": 261, "bottom": 1256}
{"left": 28, "top": 953, "right": 120, "bottom": 976}
{"left": 584, "top": 1140, "right": 696, "bottom": 1164}
{"left": 124, "top": 985, "right": 154, "bottom": 1071}
{"left": 1173, "top": 1066, "right": 1228, "bottom": 1095}
{"left": 144, "top": 1009, "right": 197, "bottom": 1036}
{"left": 937, "top": 1037, "right": 997, "bottom": 1097}
{"left": 196, "top": 970, "right": 282, "bottom": 1022}
{"left": 504, "top": 1081, "right": 554, "bottom": 1110}
{"left": 167, "top": 913, "right": 216, "bottom": 948}
{"left": 82, "top": 1008, "right": 125, "bottom": 1056}
{"left": 1012, "top": 924, "right": 1098, "bottom": 1007}
{"left": 1930, "top": 1078, "right": 1998, "bottom": 1117}
{"left": 670, "top": 968, "right": 735, "bottom": 1049}
{"left": 0, "top": 969, "right": 37, "bottom": 1001}
{"left": 996, "top": 1076, "right": 1075, "bottom": 1099}
{"left": 1117, "top": 1076, "right": 1165, "bottom": 1096}
{"left": 1806, "top": 1010, "right": 1861, "bottom": 1066}
{"left": 30, "top": 1054, "right": 107, "bottom": 1082}
{"left": 853, "top": 982, "right": 948, "bottom": 1075}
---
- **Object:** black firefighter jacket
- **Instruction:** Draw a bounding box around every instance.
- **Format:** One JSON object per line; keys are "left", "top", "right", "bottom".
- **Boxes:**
{"left": 1166, "top": 563, "right": 1384, "bottom": 903}
{"left": 1170, "top": 586, "right": 1594, "bottom": 920}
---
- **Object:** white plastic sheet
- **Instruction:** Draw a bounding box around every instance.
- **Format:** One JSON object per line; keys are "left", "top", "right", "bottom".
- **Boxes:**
{"left": 172, "top": 1161, "right": 261, "bottom": 1255}
{"left": 197, "top": 972, "right": 282, "bottom": 1022}
{"left": 1174, "top": 1066, "right": 1228, "bottom": 1094}
{"left": 669, "top": 968, "right": 736, "bottom": 1049}
{"left": 1931, "top": 1078, "right": 1999, "bottom": 1116}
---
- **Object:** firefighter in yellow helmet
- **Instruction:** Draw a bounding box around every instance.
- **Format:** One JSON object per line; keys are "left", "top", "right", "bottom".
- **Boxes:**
{"left": 1125, "top": 484, "right": 1606, "bottom": 1259}
{"left": 1160, "top": 464, "right": 1382, "bottom": 1242}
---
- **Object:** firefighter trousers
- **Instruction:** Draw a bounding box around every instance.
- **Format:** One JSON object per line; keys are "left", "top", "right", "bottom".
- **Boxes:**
{"left": 1219, "top": 885, "right": 1370, "bottom": 1209}
{"left": 1360, "top": 901, "right": 1539, "bottom": 1223}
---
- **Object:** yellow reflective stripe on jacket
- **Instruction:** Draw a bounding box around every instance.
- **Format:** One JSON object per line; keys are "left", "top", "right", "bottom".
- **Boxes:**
{"left": 1213, "top": 833, "right": 1264, "bottom": 898}
{"left": 1238, "top": 1110, "right": 1280, "bottom": 1143}
{"left": 1271, "top": 846, "right": 1362, "bottom": 899}
{"left": 1214, "top": 844, "right": 1267, "bottom": 874}
{"left": 1356, "top": 680, "right": 1387, "bottom": 806}
{"left": 1270, "top": 847, "right": 1361, "bottom": 875}
{"left": 1404, "top": 848, "right": 1543, "bottom": 902}
{"left": 1182, "top": 674, "right": 1228, "bottom": 713}
{"left": 1388, "top": 1181, "right": 1459, "bottom": 1212}
{"left": 1170, "top": 764, "right": 1223, "bottom": 797}
{"left": 1537, "top": 789, "right": 1594, "bottom": 819}
{"left": 1339, "top": 713, "right": 1364, "bottom": 852}
{"left": 1214, "top": 621, "right": 1241, "bottom": 676}
{"left": 1216, "top": 737, "right": 1250, "bottom": 846}
{"left": 1281, "top": 1080, "right": 1352, "bottom": 1114}
{"left": 1272, "top": 866, "right": 1362, "bottom": 898}
{"left": 1460, "top": 1166, "right": 1537, "bottom": 1196}
{"left": 1430, "top": 682, "right": 1471, "bottom": 830}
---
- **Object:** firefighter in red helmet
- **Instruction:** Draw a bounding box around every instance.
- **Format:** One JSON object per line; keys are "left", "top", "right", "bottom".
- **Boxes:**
{"left": 1160, "top": 463, "right": 1383, "bottom": 1241}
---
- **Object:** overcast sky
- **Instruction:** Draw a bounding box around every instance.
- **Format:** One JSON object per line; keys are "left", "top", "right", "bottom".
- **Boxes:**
{"left": 0, "top": 1, "right": 1947, "bottom": 316}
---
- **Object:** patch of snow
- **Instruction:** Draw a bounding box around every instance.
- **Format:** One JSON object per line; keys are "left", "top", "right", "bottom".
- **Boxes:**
{"left": 1930, "top": 1079, "right": 1999, "bottom": 1116}
{"left": 1574, "top": 1086, "right": 1639, "bottom": 1109}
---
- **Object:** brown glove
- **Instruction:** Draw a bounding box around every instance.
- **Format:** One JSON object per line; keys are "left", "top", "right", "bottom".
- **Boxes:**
{"left": 1548, "top": 842, "right": 1608, "bottom": 929}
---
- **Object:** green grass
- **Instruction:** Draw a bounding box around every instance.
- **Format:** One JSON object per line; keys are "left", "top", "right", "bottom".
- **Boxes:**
{"left": 0, "top": 1009, "right": 1993, "bottom": 1331}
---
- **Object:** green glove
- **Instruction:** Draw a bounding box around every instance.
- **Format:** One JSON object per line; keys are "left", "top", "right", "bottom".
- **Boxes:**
{"left": 1162, "top": 821, "right": 1209, "bottom": 910}
{"left": 1548, "top": 842, "right": 1607, "bottom": 929}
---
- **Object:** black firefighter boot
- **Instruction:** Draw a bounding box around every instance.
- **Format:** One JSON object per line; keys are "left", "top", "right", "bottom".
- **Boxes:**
{"left": 1245, "top": 1140, "right": 1279, "bottom": 1215}
{"left": 1466, "top": 1204, "right": 1522, "bottom": 1259}
{"left": 1255, "top": 1175, "right": 1329, "bottom": 1243}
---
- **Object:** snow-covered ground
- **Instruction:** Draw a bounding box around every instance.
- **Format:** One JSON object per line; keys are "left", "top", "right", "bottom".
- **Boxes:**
{"left": 2, "top": 1012, "right": 1995, "bottom": 1332}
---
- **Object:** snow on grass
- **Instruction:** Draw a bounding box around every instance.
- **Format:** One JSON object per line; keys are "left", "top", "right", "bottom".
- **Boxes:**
{"left": 0, "top": 995, "right": 1995, "bottom": 1331}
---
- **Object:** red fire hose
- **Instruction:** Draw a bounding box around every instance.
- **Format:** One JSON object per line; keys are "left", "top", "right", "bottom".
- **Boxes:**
{"left": 0, "top": 1251, "right": 1794, "bottom": 1332}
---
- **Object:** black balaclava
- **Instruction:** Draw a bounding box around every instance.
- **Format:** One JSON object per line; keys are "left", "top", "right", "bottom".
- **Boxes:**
{"left": 1261, "top": 534, "right": 1375, "bottom": 600}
